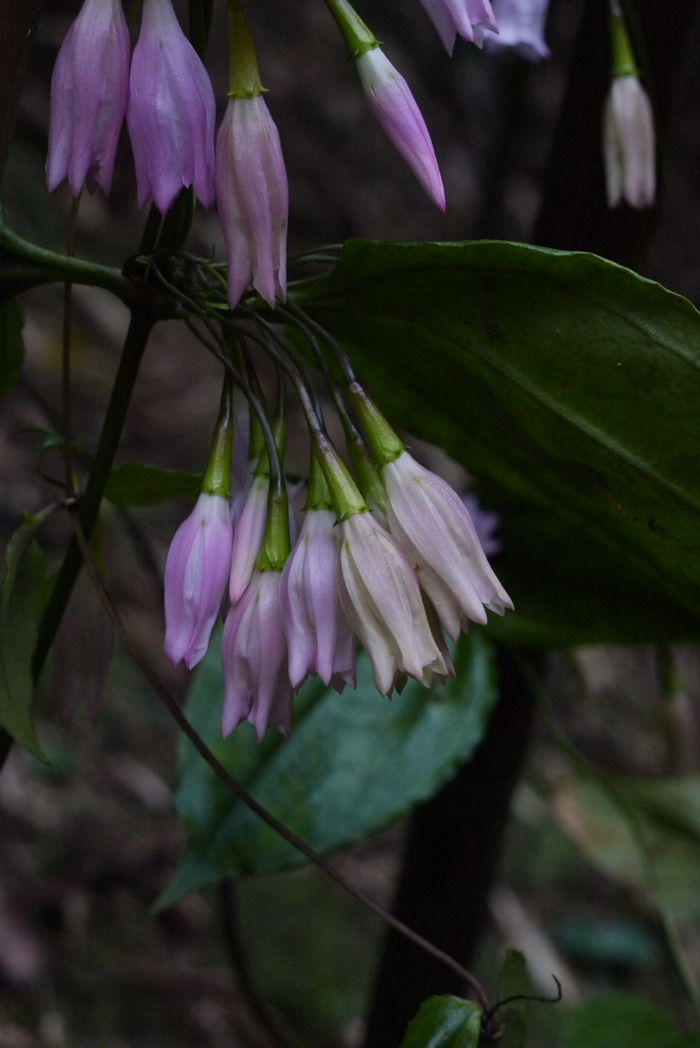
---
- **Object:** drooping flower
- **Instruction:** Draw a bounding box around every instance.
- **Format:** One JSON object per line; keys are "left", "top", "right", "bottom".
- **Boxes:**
{"left": 418, "top": 0, "right": 498, "bottom": 54}
{"left": 229, "top": 474, "right": 269, "bottom": 604}
{"left": 164, "top": 493, "right": 233, "bottom": 669}
{"left": 127, "top": 0, "right": 216, "bottom": 212}
{"left": 478, "top": 0, "right": 550, "bottom": 59}
{"left": 382, "top": 451, "right": 513, "bottom": 641}
{"left": 46, "top": 0, "right": 130, "bottom": 196}
{"left": 602, "top": 76, "right": 655, "bottom": 209}
{"left": 337, "top": 511, "right": 452, "bottom": 695}
{"left": 221, "top": 571, "right": 293, "bottom": 740}
{"left": 356, "top": 48, "right": 445, "bottom": 211}
{"left": 215, "top": 96, "right": 289, "bottom": 309}
{"left": 280, "top": 509, "right": 356, "bottom": 691}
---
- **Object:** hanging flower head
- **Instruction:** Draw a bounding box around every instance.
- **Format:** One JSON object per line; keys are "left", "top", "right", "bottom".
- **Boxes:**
{"left": 418, "top": 0, "right": 499, "bottom": 55}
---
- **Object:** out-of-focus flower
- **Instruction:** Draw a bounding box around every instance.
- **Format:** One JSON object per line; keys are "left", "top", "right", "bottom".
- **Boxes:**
{"left": 462, "top": 492, "right": 502, "bottom": 555}
{"left": 127, "top": 0, "right": 215, "bottom": 212}
{"left": 418, "top": 0, "right": 498, "bottom": 54}
{"left": 221, "top": 571, "right": 293, "bottom": 740}
{"left": 383, "top": 451, "right": 513, "bottom": 641}
{"left": 356, "top": 48, "right": 445, "bottom": 211}
{"left": 337, "top": 511, "right": 452, "bottom": 695}
{"left": 478, "top": 0, "right": 550, "bottom": 59}
{"left": 229, "top": 474, "right": 268, "bottom": 603}
{"left": 281, "top": 509, "right": 356, "bottom": 691}
{"left": 215, "top": 96, "right": 288, "bottom": 309}
{"left": 164, "top": 493, "right": 233, "bottom": 668}
{"left": 602, "top": 76, "right": 655, "bottom": 209}
{"left": 47, "top": 0, "right": 130, "bottom": 195}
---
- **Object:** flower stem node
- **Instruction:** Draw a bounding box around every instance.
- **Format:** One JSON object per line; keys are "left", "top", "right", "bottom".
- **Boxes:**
{"left": 164, "top": 493, "right": 234, "bottom": 669}
{"left": 47, "top": 0, "right": 130, "bottom": 196}
{"left": 383, "top": 451, "right": 513, "bottom": 640}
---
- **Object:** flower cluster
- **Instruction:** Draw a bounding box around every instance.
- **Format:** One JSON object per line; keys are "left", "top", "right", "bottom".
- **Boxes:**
{"left": 163, "top": 357, "right": 512, "bottom": 742}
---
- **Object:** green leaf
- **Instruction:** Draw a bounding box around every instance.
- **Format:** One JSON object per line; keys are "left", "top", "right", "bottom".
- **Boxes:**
{"left": 399, "top": 996, "right": 481, "bottom": 1048}
{"left": 159, "top": 628, "right": 495, "bottom": 906}
{"left": 495, "top": 950, "right": 532, "bottom": 1048}
{"left": 0, "top": 513, "right": 50, "bottom": 760}
{"left": 0, "top": 298, "right": 24, "bottom": 402}
{"left": 561, "top": 992, "right": 700, "bottom": 1048}
{"left": 553, "top": 775, "right": 700, "bottom": 916}
{"left": 294, "top": 241, "right": 700, "bottom": 644}
{"left": 105, "top": 462, "right": 201, "bottom": 506}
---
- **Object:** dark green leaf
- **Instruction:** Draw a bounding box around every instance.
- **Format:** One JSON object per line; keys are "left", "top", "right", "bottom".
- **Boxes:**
{"left": 0, "top": 298, "right": 24, "bottom": 402}
{"left": 495, "top": 950, "right": 532, "bottom": 1048}
{"left": 0, "top": 513, "right": 50, "bottom": 760}
{"left": 159, "top": 628, "right": 495, "bottom": 906}
{"left": 105, "top": 462, "right": 201, "bottom": 506}
{"left": 561, "top": 992, "right": 700, "bottom": 1048}
{"left": 399, "top": 996, "right": 481, "bottom": 1048}
{"left": 294, "top": 241, "right": 700, "bottom": 644}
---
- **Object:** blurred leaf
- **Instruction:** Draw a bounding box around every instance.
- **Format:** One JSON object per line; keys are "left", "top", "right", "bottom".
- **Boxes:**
{"left": 555, "top": 915, "right": 660, "bottom": 969}
{"left": 159, "top": 628, "right": 495, "bottom": 906}
{"left": 295, "top": 241, "right": 700, "bottom": 644}
{"left": 0, "top": 297, "right": 24, "bottom": 402}
{"left": 553, "top": 775, "right": 700, "bottom": 916}
{"left": 561, "top": 992, "right": 700, "bottom": 1048}
{"left": 399, "top": 996, "right": 481, "bottom": 1048}
{"left": 105, "top": 462, "right": 201, "bottom": 506}
{"left": 0, "top": 513, "right": 50, "bottom": 760}
{"left": 495, "top": 950, "right": 532, "bottom": 1048}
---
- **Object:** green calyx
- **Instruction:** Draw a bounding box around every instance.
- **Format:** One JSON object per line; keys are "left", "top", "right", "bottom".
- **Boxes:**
{"left": 348, "top": 384, "right": 405, "bottom": 468}
{"left": 202, "top": 379, "right": 234, "bottom": 498}
{"left": 254, "top": 412, "right": 286, "bottom": 479}
{"left": 256, "top": 489, "right": 291, "bottom": 572}
{"left": 305, "top": 452, "right": 335, "bottom": 512}
{"left": 348, "top": 435, "right": 387, "bottom": 514}
{"left": 324, "top": 0, "right": 380, "bottom": 59}
{"left": 227, "top": 0, "right": 264, "bottom": 98}
{"left": 313, "top": 433, "right": 367, "bottom": 521}
{"left": 609, "top": 13, "right": 639, "bottom": 78}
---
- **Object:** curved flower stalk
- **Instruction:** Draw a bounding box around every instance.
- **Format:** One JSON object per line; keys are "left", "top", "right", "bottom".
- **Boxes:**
{"left": 418, "top": 0, "right": 498, "bottom": 54}
{"left": 602, "top": 76, "right": 655, "bottom": 209}
{"left": 164, "top": 493, "right": 234, "bottom": 668}
{"left": 127, "top": 0, "right": 216, "bottom": 212}
{"left": 478, "top": 0, "right": 550, "bottom": 59}
{"left": 215, "top": 96, "right": 289, "bottom": 309}
{"left": 221, "top": 570, "right": 293, "bottom": 740}
{"left": 281, "top": 509, "right": 356, "bottom": 691}
{"left": 47, "top": 0, "right": 130, "bottom": 195}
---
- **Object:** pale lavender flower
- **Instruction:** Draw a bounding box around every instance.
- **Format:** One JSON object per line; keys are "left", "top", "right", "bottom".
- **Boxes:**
{"left": 47, "top": 0, "right": 129, "bottom": 195}
{"left": 215, "top": 96, "right": 288, "bottom": 309}
{"left": 164, "top": 493, "right": 233, "bottom": 668}
{"left": 127, "top": 0, "right": 215, "bottom": 212}
{"left": 337, "top": 511, "right": 452, "bottom": 695}
{"left": 419, "top": 0, "right": 498, "bottom": 54}
{"left": 462, "top": 492, "right": 502, "bottom": 555}
{"left": 383, "top": 451, "right": 513, "bottom": 641}
{"left": 603, "top": 76, "right": 655, "bottom": 209}
{"left": 229, "top": 474, "right": 268, "bottom": 603}
{"left": 221, "top": 571, "right": 293, "bottom": 740}
{"left": 478, "top": 0, "right": 550, "bottom": 58}
{"left": 280, "top": 510, "right": 356, "bottom": 691}
{"left": 356, "top": 48, "right": 445, "bottom": 211}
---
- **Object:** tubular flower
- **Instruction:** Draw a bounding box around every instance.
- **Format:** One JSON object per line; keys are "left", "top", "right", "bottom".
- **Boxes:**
{"left": 229, "top": 474, "right": 269, "bottom": 604}
{"left": 164, "top": 493, "right": 233, "bottom": 669}
{"left": 337, "top": 511, "right": 452, "bottom": 695}
{"left": 281, "top": 509, "right": 356, "bottom": 691}
{"left": 602, "top": 76, "right": 655, "bottom": 209}
{"left": 215, "top": 96, "right": 289, "bottom": 309}
{"left": 127, "top": 0, "right": 216, "bottom": 212}
{"left": 383, "top": 451, "right": 513, "bottom": 641}
{"left": 478, "top": 0, "right": 550, "bottom": 58}
{"left": 356, "top": 48, "right": 445, "bottom": 211}
{"left": 47, "top": 0, "right": 129, "bottom": 196}
{"left": 221, "top": 571, "right": 293, "bottom": 740}
{"left": 418, "top": 0, "right": 498, "bottom": 54}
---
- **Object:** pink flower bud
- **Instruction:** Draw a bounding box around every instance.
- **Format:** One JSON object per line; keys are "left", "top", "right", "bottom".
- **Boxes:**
{"left": 229, "top": 475, "right": 268, "bottom": 604}
{"left": 383, "top": 451, "right": 512, "bottom": 641}
{"left": 215, "top": 96, "right": 289, "bottom": 309}
{"left": 337, "top": 511, "right": 452, "bottom": 695}
{"left": 280, "top": 509, "right": 356, "bottom": 691}
{"left": 477, "top": 0, "right": 550, "bottom": 59}
{"left": 164, "top": 493, "right": 233, "bottom": 669}
{"left": 127, "top": 0, "right": 216, "bottom": 212}
{"left": 418, "top": 0, "right": 498, "bottom": 54}
{"left": 221, "top": 571, "right": 293, "bottom": 740}
{"left": 602, "top": 76, "right": 655, "bottom": 209}
{"left": 46, "top": 0, "right": 130, "bottom": 196}
{"left": 356, "top": 48, "right": 445, "bottom": 211}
